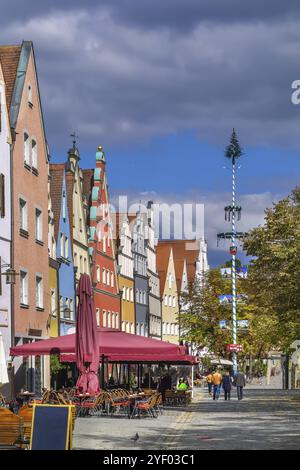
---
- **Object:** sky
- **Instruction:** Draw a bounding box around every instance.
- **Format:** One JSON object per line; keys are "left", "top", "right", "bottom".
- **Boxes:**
{"left": 1, "top": 1, "right": 300, "bottom": 266}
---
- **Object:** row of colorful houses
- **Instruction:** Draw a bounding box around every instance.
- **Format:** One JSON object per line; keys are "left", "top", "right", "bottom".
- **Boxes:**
{"left": 0, "top": 41, "right": 208, "bottom": 397}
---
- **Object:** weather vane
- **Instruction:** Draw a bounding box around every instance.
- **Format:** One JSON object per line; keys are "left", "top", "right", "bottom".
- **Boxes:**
{"left": 70, "top": 131, "right": 79, "bottom": 150}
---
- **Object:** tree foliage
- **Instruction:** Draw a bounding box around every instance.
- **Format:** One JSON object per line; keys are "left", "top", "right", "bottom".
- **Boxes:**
{"left": 243, "top": 187, "right": 300, "bottom": 352}
{"left": 179, "top": 269, "right": 247, "bottom": 356}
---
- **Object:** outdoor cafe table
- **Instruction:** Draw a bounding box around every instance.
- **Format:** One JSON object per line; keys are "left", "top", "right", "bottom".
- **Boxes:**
{"left": 18, "top": 392, "right": 35, "bottom": 404}
{"left": 128, "top": 393, "right": 147, "bottom": 418}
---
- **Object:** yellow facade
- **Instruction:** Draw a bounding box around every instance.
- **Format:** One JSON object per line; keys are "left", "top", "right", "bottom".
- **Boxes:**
{"left": 49, "top": 264, "right": 59, "bottom": 337}
{"left": 161, "top": 249, "right": 180, "bottom": 344}
{"left": 119, "top": 274, "right": 135, "bottom": 334}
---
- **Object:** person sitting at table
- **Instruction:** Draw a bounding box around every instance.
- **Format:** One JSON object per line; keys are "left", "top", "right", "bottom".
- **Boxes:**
{"left": 177, "top": 379, "right": 188, "bottom": 391}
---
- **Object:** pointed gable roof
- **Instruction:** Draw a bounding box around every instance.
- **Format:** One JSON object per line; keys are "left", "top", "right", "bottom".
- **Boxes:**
{"left": 156, "top": 243, "right": 172, "bottom": 297}
{"left": 157, "top": 240, "right": 201, "bottom": 285}
{"left": 0, "top": 44, "right": 21, "bottom": 111}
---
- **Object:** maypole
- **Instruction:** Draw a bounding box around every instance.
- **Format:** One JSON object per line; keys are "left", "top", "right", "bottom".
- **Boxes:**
{"left": 218, "top": 129, "right": 244, "bottom": 374}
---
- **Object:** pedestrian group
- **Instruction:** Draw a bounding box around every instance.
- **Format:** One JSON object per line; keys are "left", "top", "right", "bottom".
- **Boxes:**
{"left": 206, "top": 369, "right": 246, "bottom": 400}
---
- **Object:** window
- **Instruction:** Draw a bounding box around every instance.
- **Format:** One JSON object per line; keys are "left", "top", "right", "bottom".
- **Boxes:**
{"left": 130, "top": 288, "right": 133, "bottom": 302}
{"left": 164, "top": 295, "right": 168, "bottom": 306}
{"left": 20, "top": 270, "right": 28, "bottom": 305}
{"left": 112, "top": 313, "right": 115, "bottom": 329}
{"left": 103, "top": 236, "right": 106, "bottom": 253}
{"left": 60, "top": 233, "right": 64, "bottom": 258}
{"left": 35, "top": 208, "right": 43, "bottom": 241}
{"left": 172, "top": 296, "right": 176, "bottom": 308}
{"left": 97, "top": 266, "right": 100, "bottom": 282}
{"left": 24, "top": 132, "right": 30, "bottom": 165}
{"left": 80, "top": 256, "right": 83, "bottom": 273}
{"left": 107, "top": 311, "right": 111, "bottom": 328}
{"left": 141, "top": 323, "right": 145, "bottom": 336}
{"left": 79, "top": 218, "right": 83, "bottom": 232}
{"left": 106, "top": 270, "right": 110, "bottom": 286}
{"left": 122, "top": 289, "right": 126, "bottom": 300}
{"left": 162, "top": 322, "right": 166, "bottom": 335}
{"left": 126, "top": 287, "right": 130, "bottom": 301}
{"left": 28, "top": 84, "right": 32, "bottom": 105}
{"left": 115, "top": 313, "right": 119, "bottom": 329}
{"left": 65, "top": 236, "right": 69, "bottom": 259}
{"left": 19, "top": 198, "right": 28, "bottom": 232}
{"left": 126, "top": 322, "right": 129, "bottom": 333}
{"left": 0, "top": 174, "right": 5, "bottom": 218}
{"left": 168, "top": 295, "right": 172, "bottom": 307}
{"left": 111, "top": 272, "right": 114, "bottom": 288}
{"left": 84, "top": 258, "right": 87, "bottom": 272}
{"left": 102, "top": 268, "right": 106, "bottom": 284}
{"left": 51, "top": 289, "right": 56, "bottom": 316}
{"left": 131, "top": 323, "right": 134, "bottom": 334}
{"left": 62, "top": 190, "right": 66, "bottom": 221}
{"left": 96, "top": 308, "right": 100, "bottom": 326}
{"left": 31, "top": 140, "right": 37, "bottom": 169}
{"left": 35, "top": 275, "right": 43, "bottom": 309}
{"left": 136, "top": 289, "right": 139, "bottom": 302}
{"left": 122, "top": 321, "right": 125, "bottom": 331}
{"left": 103, "top": 310, "right": 107, "bottom": 327}
{"left": 136, "top": 323, "right": 140, "bottom": 336}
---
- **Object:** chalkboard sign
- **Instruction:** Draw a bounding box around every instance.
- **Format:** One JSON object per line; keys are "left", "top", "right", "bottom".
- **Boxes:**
{"left": 30, "top": 404, "right": 73, "bottom": 450}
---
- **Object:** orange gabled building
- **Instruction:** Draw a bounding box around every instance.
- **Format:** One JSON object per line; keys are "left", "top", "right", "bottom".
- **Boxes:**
{"left": 82, "top": 147, "right": 120, "bottom": 329}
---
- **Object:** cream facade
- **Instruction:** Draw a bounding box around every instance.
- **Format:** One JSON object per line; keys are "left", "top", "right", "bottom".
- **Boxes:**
{"left": 161, "top": 248, "right": 179, "bottom": 344}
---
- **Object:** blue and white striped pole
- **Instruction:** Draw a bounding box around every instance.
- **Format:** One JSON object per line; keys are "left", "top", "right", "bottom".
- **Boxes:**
{"left": 231, "top": 157, "right": 238, "bottom": 374}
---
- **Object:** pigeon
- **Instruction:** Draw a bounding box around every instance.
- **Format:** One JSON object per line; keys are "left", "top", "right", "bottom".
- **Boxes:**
{"left": 131, "top": 433, "right": 139, "bottom": 445}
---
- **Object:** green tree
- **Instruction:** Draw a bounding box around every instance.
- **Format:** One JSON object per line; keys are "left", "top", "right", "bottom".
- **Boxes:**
{"left": 179, "top": 269, "right": 248, "bottom": 356}
{"left": 243, "top": 187, "right": 300, "bottom": 352}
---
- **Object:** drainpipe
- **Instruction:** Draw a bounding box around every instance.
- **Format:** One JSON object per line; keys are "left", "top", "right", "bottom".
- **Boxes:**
{"left": 10, "top": 130, "right": 15, "bottom": 398}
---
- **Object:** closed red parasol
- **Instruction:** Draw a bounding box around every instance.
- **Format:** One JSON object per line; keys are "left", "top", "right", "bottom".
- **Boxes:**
{"left": 75, "top": 273, "right": 100, "bottom": 395}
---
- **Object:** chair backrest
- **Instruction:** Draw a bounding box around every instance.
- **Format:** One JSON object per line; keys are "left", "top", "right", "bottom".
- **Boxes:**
{"left": 0, "top": 407, "right": 22, "bottom": 447}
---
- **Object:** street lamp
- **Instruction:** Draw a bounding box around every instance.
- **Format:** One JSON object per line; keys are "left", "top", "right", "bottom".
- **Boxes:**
{"left": 0, "top": 263, "right": 19, "bottom": 285}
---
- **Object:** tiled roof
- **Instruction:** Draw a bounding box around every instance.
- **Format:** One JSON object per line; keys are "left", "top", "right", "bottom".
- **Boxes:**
{"left": 49, "top": 164, "right": 64, "bottom": 242}
{"left": 156, "top": 243, "right": 172, "bottom": 297}
{"left": 157, "top": 240, "right": 200, "bottom": 285}
{"left": 0, "top": 45, "right": 21, "bottom": 111}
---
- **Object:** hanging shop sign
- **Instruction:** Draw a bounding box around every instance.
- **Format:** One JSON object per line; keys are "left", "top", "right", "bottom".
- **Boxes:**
{"left": 226, "top": 344, "right": 243, "bottom": 353}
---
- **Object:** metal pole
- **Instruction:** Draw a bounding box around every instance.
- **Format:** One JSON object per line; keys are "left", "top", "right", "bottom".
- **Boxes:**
{"left": 231, "top": 157, "right": 238, "bottom": 374}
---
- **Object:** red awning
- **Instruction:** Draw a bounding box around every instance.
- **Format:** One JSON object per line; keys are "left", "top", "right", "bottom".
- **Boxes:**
{"left": 10, "top": 328, "right": 196, "bottom": 364}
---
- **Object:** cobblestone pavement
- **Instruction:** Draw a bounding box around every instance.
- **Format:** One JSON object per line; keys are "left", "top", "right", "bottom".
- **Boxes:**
{"left": 73, "top": 388, "right": 300, "bottom": 450}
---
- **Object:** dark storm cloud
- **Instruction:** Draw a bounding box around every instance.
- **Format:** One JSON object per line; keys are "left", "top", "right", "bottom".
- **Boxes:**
{"left": 1, "top": 1, "right": 300, "bottom": 152}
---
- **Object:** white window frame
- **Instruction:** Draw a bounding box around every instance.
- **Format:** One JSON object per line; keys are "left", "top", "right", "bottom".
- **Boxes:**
{"left": 24, "top": 132, "right": 30, "bottom": 165}
{"left": 102, "top": 268, "right": 106, "bottom": 284}
{"left": 20, "top": 268, "right": 29, "bottom": 305}
{"left": 19, "top": 197, "right": 28, "bottom": 231}
{"left": 31, "top": 138, "right": 37, "bottom": 169}
{"left": 35, "top": 274, "right": 43, "bottom": 309}
{"left": 35, "top": 207, "right": 43, "bottom": 242}
{"left": 103, "top": 310, "right": 107, "bottom": 327}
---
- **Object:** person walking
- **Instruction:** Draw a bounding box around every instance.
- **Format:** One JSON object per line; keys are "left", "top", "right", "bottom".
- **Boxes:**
{"left": 211, "top": 370, "right": 223, "bottom": 400}
{"left": 206, "top": 372, "right": 213, "bottom": 396}
{"left": 222, "top": 370, "right": 232, "bottom": 400}
{"left": 233, "top": 371, "right": 246, "bottom": 400}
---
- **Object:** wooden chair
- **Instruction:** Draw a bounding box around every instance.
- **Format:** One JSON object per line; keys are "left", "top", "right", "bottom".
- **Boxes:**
{"left": 105, "top": 391, "right": 130, "bottom": 416}
{"left": 0, "top": 408, "right": 24, "bottom": 449}
{"left": 19, "top": 405, "right": 33, "bottom": 446}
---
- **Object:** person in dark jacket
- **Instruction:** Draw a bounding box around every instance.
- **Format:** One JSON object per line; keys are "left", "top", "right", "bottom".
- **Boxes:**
{"left": 222, "top": 371, "right": 232, "bottom": 400}
{"left": 233, "top": 371, "right": 246, "bottom": 400}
